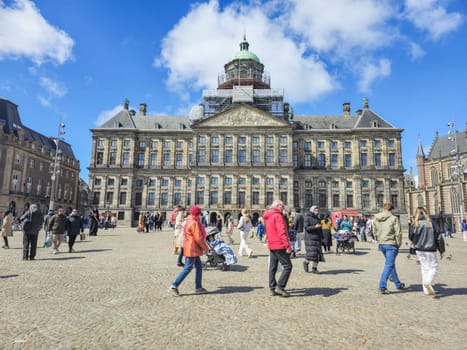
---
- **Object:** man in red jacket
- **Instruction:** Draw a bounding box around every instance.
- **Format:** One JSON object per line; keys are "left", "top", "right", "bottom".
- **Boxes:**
{"left": 263, "top": 199, "right": 293, "bottom": 297}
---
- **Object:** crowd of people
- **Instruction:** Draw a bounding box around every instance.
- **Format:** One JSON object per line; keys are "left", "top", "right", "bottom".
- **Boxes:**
{"left": 167, "top": 201, "right": 452, "bottom": 298}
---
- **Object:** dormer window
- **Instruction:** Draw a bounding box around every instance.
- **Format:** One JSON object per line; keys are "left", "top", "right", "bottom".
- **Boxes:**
{"left": 372, "top": 120, "right": 379, "bottom": 128}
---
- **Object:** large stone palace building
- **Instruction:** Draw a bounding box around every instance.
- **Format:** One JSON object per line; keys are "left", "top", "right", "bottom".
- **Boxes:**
{"left": 89, "top": 37, "right": 406, "bottom": 227}
{"left": 0, "top": 97, "right": 81, "bottom": 216}
{"left": 405, "top": 129, "right": 466, "bottom": 231}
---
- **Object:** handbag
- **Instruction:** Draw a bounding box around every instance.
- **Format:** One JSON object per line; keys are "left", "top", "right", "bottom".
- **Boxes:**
{"left": 44, "top": 235, "right": 52, "bottom": 248}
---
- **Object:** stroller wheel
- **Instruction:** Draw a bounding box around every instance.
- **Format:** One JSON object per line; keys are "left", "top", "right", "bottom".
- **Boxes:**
{"left": 221, "top": 264, "right": 229, "bottom": 271}
{"left": 209, "top": 261, "right": 218, "bottom": 267}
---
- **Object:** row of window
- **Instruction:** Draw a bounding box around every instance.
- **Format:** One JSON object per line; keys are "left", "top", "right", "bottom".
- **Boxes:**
{"left": 97, "top": 137, "right": 397, "bottom": 151}
{"left": 94, "top": 176, "right": 399, "bottom": 190}
{"left": 95, "top": 149, "right": 397, "bottom": 168}
{"left": 93, "top": 189, "right": 399, "bottom": 211}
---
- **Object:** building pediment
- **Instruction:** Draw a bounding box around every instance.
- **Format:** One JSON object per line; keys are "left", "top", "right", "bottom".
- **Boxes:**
{"left": 197, "top": 105, "right": 290, "bottom": 128}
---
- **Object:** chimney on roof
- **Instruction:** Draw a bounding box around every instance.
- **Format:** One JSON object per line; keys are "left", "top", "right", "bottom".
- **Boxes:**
{"left": 356, "top": 109, "right": 363, "bottom": 116}
{"left": 129, "top": 109, "right": 136, "bottom": 116}
{"left": 343, "top": 102, "right": 350, "bottom": 116}
{"left": 124, "top": 98, "right": 129, "bottom": 110}
{"left": 139, "top": 103, "right": 147, "bottom": 116}
{"left": 363, "top": 97, "right": 369, "bottom": 109}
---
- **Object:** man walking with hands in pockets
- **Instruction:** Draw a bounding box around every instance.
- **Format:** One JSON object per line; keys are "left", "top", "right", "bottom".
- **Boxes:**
{"left": 263, "top": 200, "right": 293, "bottom": 297}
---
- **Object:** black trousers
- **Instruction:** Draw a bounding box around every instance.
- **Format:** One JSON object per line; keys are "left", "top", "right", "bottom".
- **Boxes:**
{"left": 23, "top": 233, "right": 38, "bottom": 259}
{"left": 269, "top": 249, "right": 293, "bottom": 290}
{"left": 68, "top": 234, "right": 78, "bottom": 251}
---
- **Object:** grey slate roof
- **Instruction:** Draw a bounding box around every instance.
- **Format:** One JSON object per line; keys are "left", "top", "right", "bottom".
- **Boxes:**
{"left": 0, "top": 97, "right": 76, "bottom": 160}
{"left": 427, "top": 131, "right": 467, "bottom": 160}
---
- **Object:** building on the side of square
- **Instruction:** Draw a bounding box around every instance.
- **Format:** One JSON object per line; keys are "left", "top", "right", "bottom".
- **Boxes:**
{"left": 405, "top": 129, "right": 466, "bottom": 232}
{"left": 0, "top": 97, "right": 81, "bottom": 216}
{"left": 89, "top": 37, "right": 406, "bottom": 227}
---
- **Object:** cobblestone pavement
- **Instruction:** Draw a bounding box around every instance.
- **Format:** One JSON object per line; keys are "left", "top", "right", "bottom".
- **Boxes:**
{"left": 1, "top": 226, "right": 467, "bottom": 350}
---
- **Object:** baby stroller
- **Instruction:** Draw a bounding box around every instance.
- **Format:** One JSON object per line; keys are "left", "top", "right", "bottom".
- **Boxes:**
{"left": 204, "top": 227, "right": 237, "bottom": 271}
{"left": 334, "top": 230, "right": 358, "bottom": 255}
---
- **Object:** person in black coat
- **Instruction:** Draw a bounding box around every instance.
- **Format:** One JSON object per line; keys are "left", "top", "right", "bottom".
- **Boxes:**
{"left": 67, "top": 209, "right": 84, "bottom": 253}
{"left": 88, "top": 209, "right": 99, "bottom": 236}
{"left": 20, "top": 203, "right": 44, "bottom": 260}
{"left": 303, "top": 205, "right": 325, "bottom": 273}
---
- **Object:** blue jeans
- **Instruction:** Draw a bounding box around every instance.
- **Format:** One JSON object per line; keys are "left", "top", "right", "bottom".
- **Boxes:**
{"left": 172, "top": 256, "right": 203, "bottom": 290}
{"left": 378, "top": 244, "right": 402, "bottom": 289}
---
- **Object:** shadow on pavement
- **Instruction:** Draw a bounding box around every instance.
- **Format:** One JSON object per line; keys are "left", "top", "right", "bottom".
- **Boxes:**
{"left": 74, "top": 249, "right": 113, "bottom": 253}
{"left": 38, "top": 256, "right": 85, "bottom": 261}
{"left": 290, "top": 287, "right": 347, "bottom": 297}
{"left": 0, "top": 274, "right": 19, "bottom": 279}
{"left": 432, "top": 284, "right": 467, "bottom": 299}
{"left": 318, "top": 269, "right": 364, "bottom": 275}
{"left": 209, "top": 285, "right": 264, "bottom": 295}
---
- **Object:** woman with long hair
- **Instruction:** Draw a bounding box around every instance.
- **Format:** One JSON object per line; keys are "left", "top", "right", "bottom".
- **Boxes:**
{"left": 237, "top": 209, "right": 253, "bottom": 257}
{"left": 409, "top": 207, "right": 446, "bottom": 295}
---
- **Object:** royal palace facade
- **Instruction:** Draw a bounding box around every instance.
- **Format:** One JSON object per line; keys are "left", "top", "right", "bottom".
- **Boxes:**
{"left": 89, "top": 37, "right": 406, "bottom": 227}
{"left": 0, "top": 97, "right": 81, "bottom": 216}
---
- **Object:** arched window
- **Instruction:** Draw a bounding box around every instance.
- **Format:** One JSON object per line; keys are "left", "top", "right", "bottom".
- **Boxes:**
{"left": 430, "top": 167, "right": 438, "bottom": 186}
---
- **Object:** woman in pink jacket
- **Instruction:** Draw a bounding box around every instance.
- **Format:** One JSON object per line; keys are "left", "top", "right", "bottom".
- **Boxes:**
{"left": 263, "top": 200, "right": 293, "bottom": 297}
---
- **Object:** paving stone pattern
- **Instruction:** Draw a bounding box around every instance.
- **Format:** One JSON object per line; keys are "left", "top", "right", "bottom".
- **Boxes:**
{"left": 1, "top": 227, "right": 467, "bottom": 349}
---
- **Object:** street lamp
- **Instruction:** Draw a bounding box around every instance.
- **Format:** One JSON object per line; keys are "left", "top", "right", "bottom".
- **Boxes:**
{"left": 448, "top": 122, "right": 464, "bottom": 227}
{"left": 49, "top": 123, "right": 66, "bottom": 211}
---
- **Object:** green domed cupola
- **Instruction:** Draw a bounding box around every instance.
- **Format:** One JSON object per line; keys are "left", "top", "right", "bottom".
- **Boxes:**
{"left": 233, "top": 35, "right": 261, "bottom": 62}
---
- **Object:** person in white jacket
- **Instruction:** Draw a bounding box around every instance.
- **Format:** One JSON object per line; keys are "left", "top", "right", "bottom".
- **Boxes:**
{"left": 237, "top": 209, "right": 253, "bottom": 257}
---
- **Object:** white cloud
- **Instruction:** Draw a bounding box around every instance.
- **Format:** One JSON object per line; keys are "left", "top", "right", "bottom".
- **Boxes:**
{"left": 95, "top": 105, "right": 124, "bottom": 127}
{"left": 155, "top": 0, "right": 462, "bottom": 104}
{"left": 404, "top": 0, "right": 464, "bottom": 40}
{"left": 0, "top": 0, "right": 74, "bottom": 65}
{"left": 357, "top": 58, "right": 391, "bottom": 92}
{"left": 39, "top": 77, "right": 67, "bottom": 97}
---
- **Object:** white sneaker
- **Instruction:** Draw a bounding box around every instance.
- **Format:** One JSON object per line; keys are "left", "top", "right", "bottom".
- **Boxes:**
{"left": 424, "top": 284, "right": 436, "bottom": 295}
{"left": 53, "top": 249, "right": 59, "bottom": 254}
{"left": 248, "top": 250, "right": 253, "bottom": 258}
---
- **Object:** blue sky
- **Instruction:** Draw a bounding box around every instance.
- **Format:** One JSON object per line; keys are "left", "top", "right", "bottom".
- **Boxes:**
{"left": 1, "top": 0, "right": 466, "bottom": 182}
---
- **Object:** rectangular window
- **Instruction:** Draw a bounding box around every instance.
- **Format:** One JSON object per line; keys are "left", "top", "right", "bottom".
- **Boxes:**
{"left": 319, "top": 193, "right": 327, "bottom": 208}
{"left": 197, "top": 149, "right": 205, "bottom": 164}
{"left": 119, "top": 192, "right": 127, "bottom": 205}
{"left": 148, "top": 179, "right": 156, "bottom": 187}
{"left": 211, "top": 149, "right": 219, "bottom": 163}
{"left": 344, "top": 154, "right": 351, "bottom": 168}
{"left": 280, "top": 149, "right": 287, "bottom": 163}
{"left": 163, "top": 152, "right": 170, "bottom": 166}
{"left": 151, "top": 141, "right": 158, "bottom": 149}
{"left": 110, "top": 139, "right": 117, "bottom": 147}
{"left": 344, "top": 141, "right": 351, "bottom": 149}
{"left": 122, "top": 152, "right": 130, "bottom": 165}
{"left": 211, "top": 177, "right": 218, "bottom": 185}
{"left": 108, "top": 178, "right": 115, "bottom": 186}
{"left": 162, "top": 179, "right": 169, "bottom": 187}
{"left": 109, "top": 152, "right": 116, "bottom": 165}
{"left": 238, "top": 191, "right": 246, "bottom": 206}
{"left": 96, "top": 152, "right": 103, "bottom": 165}
{"left": 304, "top": 154, "right": 312, "bottom": 168}
{"left": 238, "top": 149, "right": 246, "bottom": 163}
{"left": 196, "top": 177, "right": 205, "bottom": 185}
{"left": 163, "top": 141, "right": 171, "bottom": 149}
{"left": 280, "top": 192, "right": 287, "bottom": 205}
{"left": 252, "top": 177, "right": 260, "bottom": 185}
{"left": 92, "top": 192, "right": 100, "bottom": 205}
{"left": 149, "top": 152, "right": 157, "bottom": 166}
{"left": 211, "top": 136, "right": 219, "bottom": 145}
{"left": 362, "top": 180, "right": 369, "bottom": 188}
{"left": 252, "top": 149, "right": 260, "bottom": 164}
{"left": 346, "top": 194, "right": 353, "bottom": 208}
{"left": 360, "top": 153, "right": 367, "bottom": 167}
{"left": 135, "top": 192, "right": 142, "bottom": 206}
{"left": 388, "top": 139, "right": 395, "bottom": 148}
{"left": 239, "top": 136, "right": 246, "bottom": 144}
{"left": 174, "top": 192, "right": 181, "bottom": 205}
{"left": 148, "top": 192, "right": 155, "bottom": 205}
{"left": 196, "top": 191, "right": 204, "bottom": 204}
{"left": 94, "top": 178, "right": 101, "bottom": 186}
{"left": 238, "top": 177, "right": 246, "bottom": 185}
{"left": 280, "top": 177, "right": 287, "bottom": 186}
{"left": 224, "top": 177, "right": 232, "bottom": 185}
{"left": 389, "top": 153, "right": 396, "bottom": 166}
{"left": 331, "top": 154, "right": 338, "bottom": 168}
{"left": 97, "top": 139, "right": 105, "bottom": 147}
{"left": 175, "top": 179, "right": 182, "bottom": 187}
{"left": 123, "top": 139, "right": 130, "bottom": 147}
{"left": 225, "top": 149, "right": 233, "bottom": 164}
{"left": 377, "top": 194, "right": 384, "bottom": 208}
{"left": 266, "top": 192, "right": 274, "bottom": 206}
{"left": 293, "top": 153, "right": 298, "bottom": 167}
{"left": 252, "top": 191, "right": 259, "bottom": 205}
{"left": 161, "top": 192, "right": 168, "bottom": 205}
{"left": 304, "top": 141, "right": 311, "bottom": 151}
{"left": 373, "top": 140, "right": 381, "bottom": 148}
{"left": 362, "top": 193, "right": 370, "bottom": 208}
{"left": 225, "top": 136, "right": 233, "bottom": 145}
{"left": 332, "top": 194, "right": 339, "bottom": 208}
{"left": 266, "top": 150, "right": 274, "bottom": 164}
{"left": 280, "top": 136, "right": 287, "bottom": 144}
{"left": 346, "top": 181, "right": 352, "bottom": 189}
{"left": 138, "top": 152, "right": 144, "bottom": 167}
{"left": 359, "top": 140, "right": 367, "bottom": 148}
{"left": 224, "top": 191, "right": 231, "bottom": 204}
{"left": 266, "top": 177, "right": 273, "bottom": 186}
{"left": 391, "top": 194, "right": 398, "bottom": 208}
{"left": 139, "top": 141, "right": 146, "bottom": 149}
{"left": 331, "top": 141, "right": 338, "bottom": 149}
{"left": 374, "top": 153, "right": 381, "bottom": 167}
{"left": 266, "top": 136, "right": 273, "bottom": 145}
{"left": 120, "top": 178, "right": 128, "bottom": 186}
{"left": 252, "top": 136, "right": 260, "bottom": 144}
{"left": 318, "top": 154, "right": 326, "bottom": 168}
{"left": 176, "top": 153, "right": 183, "bottom": 167}
{"left": 210, "top": 191, "right": 218, "bottom": 205}
{"left": 317, "top": 141, "right": 324, "bottom": 149}
{"left": 305, "top": 193, "right": 313, "bottom": 208}
{"left": 198, "top": 136, "right": 205, "bottom": 145}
